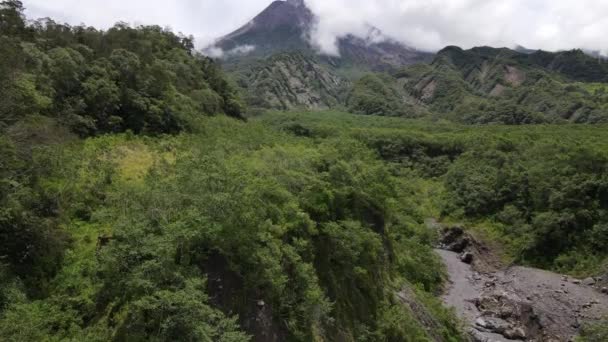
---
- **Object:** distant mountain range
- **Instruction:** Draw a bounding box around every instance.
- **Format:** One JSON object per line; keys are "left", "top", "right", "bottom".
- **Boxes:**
{"left": 205, "top": 0, "right": 608, "bottom": 123}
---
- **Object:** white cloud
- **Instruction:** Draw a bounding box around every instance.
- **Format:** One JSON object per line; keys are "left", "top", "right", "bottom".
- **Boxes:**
{"left": 306, "top": 0, "right": 608, "bottom": 55}
{"left": 22, "top": 0, "right": 608, "bottom": 55}
{"left": 22, "top": 0, "right": 271, "bottom": 48}
{"left": 206, "top": 44, "right": 257, "bottom": 58}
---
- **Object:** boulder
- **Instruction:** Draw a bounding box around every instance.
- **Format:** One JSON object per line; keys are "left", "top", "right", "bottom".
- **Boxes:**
{"left": 504, "top": 327, "right": 526, "bottom": 340}
{"left": 583, "top": 277, "right": 596, "bottom": 286}
{"left": 475, "top": 317, "right": 511, "bottom": 334}
{"left": 475, "top": 318, "right": 487, "bottom": 327}
{"left": 461, "top": 252, "right": 474, "bottom": 264}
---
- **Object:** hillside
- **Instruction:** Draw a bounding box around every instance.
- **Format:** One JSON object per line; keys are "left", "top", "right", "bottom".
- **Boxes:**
{"left": 210, "top": 0, "right": 433, "bottom": 111}
{"left": 2, "top": 1, "right": 608, "bottom": 341}
{"left": 0, "top": 3, "right": 464, "bottom": 341}
{"left": 230, "top": 52, "right": 350, "bottom": 111}
{"left": 211, "top": 1, "right": 607, "bottom": 123}
{"left": 0, "top": 12, "right": 243, "bottom": 136}
{"left": 383, "top": 46, "right": 608, "bottom": 124}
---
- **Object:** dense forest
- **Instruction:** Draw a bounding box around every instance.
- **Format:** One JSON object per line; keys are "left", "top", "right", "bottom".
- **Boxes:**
{"left": 348, "top": 47, "right": 608, "bottom": 124}
{"left": 0, "top": 2, "right": 463, "bottom": 341}
{"left": 1, "top": 1, "right": 607, "bottom": 341}
{"left": 0, "top": 0, "right": 243, "bottom": 136}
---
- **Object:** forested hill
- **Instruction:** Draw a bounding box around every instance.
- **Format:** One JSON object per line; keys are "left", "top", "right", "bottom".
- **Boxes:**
{"left": 385, "top": 46, "right": 608, "bottom": 124}
{"left": 1, "top": 2, "right": 465, "bottom": 341}
{"left": 204, "top": 0, "right": 608, "bottom": 124}
{"left": 0, "top": 0, "right": 242, "bottom": 137}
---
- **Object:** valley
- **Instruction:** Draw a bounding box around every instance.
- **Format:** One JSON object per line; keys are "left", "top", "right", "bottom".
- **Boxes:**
{"left": 1, "top": 0, "right": 608, "bottom": 341}
{"left": 434, "top": 223, "right": 608, "bottom": 342}
{"left": 211, "top": 1, "right": 608, "bottom": 124}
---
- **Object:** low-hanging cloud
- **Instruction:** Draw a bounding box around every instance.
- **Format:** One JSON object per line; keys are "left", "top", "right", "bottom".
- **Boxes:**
{"left": 23, "top": 0, "right": 608, "bottom": 56}
{"left": 305, "top": 0, "right": 608, "bottom": 56}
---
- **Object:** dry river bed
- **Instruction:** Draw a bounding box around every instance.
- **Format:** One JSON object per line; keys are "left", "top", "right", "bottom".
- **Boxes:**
{"left": 432, "top": 222, "right": 608, "bottom": 342}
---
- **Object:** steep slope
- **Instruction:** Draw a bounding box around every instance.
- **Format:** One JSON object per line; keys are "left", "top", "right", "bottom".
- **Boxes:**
{"left": 212, "top": 0, "right": 431, "bottom": 70}
{"left": 215, "top": 0, "right": 314, "bottom": 56}
{"left": 233, "top": 51, "right": 350, "bottom": 111}
{"left": 397, "top": 46, "right": 608, "bottom": 123}
{"left": 209, "top": 0, "right": 432, "bottom": 111}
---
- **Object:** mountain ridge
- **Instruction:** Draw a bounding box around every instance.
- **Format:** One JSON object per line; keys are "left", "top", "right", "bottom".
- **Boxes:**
{"left": 206, "top": 0, "right": 607, "bottom": 124}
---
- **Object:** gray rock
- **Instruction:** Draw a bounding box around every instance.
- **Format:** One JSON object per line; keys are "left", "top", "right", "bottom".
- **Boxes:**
{"left": 601, "top": 287, "right": 608, "bottom": 294}
{"left": 504, "top": 327, "right": 526, "bottom": 339}
{"left": 499, "top": 306, "right": 514, "bottom": 318}
{"left": 461, "top": 252, "right": 474, "bottom": 264}
{"left": 470, "top": 329, "right": 491, "bottom": 342}
{"left": 475, "top": 318, "right": 487, "bottom": 327}
{"left": 583, "top": 277, "right": 596, "bottom": 286}
{"left": 475, "top": 317, "right": 511, "bottom": 334}
{"left": 572, "top": 279, "right": 582, "bottom": 285}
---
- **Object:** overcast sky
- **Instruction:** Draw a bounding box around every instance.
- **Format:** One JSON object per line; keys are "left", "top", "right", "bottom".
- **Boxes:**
{"left": 23, "top": 0, "right": 608, "bottom": 55}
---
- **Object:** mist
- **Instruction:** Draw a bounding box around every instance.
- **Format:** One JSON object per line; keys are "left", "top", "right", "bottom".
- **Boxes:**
{"left": 306, "top": 0, "right": 608, "bottom": 56}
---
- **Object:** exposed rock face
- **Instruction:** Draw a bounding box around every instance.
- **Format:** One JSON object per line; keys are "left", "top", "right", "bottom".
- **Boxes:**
{"left": 238, "top": 52, "right": 350, "bottom": 110}
{"left": 504, "top": 66, "right": 525, "bottom": 86}
{"left": 205, "top": 252, "right": 288, "bottom": 342}
{"left": 489, "top": 83, "right": 507, "bottom": 97}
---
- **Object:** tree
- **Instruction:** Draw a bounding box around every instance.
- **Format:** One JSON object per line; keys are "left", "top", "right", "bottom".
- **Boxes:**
{"left": 0, "top": 1, "right": 26, "bottom": 36}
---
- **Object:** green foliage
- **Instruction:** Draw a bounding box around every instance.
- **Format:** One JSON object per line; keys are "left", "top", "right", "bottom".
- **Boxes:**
{"left": 396, "top": 46, "right": 608, "bottom": 124}
{"left": 228, "top": 51, "right": 349, "bottom": 113}
{"left": 522, "top": 49, "right": 608, "bottom": 83}
{"left": 4, "top": 2, "right": 607, "bottom": 340}
{"left": 0, "top": 3, "right": 243, "bottom": 136}
{"left": 347, "top": 73, "right": 427, "bottom": 118}
{"left": 114, "top": 279, "right": 248, "bottom": 342}
{"left": 263, "top": 110, "right": 608, "bottom": 276}
{"left": 0, "top": 114, "right": 466, "bottom": 341}
{"left": 443, "top": 137, "right": 608, "bottom": 274}
{"left": 577, "top": 319, "right": 608, "bottom": 342}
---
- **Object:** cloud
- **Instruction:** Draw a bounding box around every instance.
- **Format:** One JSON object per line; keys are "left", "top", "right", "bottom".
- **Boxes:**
{"left": 22, "top": 0, "right": 271, "bottom": 48}
{"left": 305, "top": 0, "right": 608, "bottom": 55}
{"left": 22, "top": 0, "right": 608, "bottom": 55}
{"left": 205, "top": 44, "right": 256, "bottom": 58}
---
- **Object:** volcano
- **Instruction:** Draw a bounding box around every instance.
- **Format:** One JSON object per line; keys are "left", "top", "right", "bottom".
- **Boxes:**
{"left": 209, "top": 0, "right": 432, "bottom": 70}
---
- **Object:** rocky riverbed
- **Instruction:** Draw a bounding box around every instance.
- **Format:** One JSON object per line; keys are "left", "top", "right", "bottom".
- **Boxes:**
{"left": 433, "top": 223, "right": 608, "bottom": 342}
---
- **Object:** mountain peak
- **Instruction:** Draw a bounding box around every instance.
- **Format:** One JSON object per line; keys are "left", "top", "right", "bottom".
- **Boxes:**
{"left": 208, "top": 0, "right": 432, "bottom": 69}
{"left": 285, "top": 0, "right": 305, "bottom": 7}
{"left": 211, "top": 0, "right": 313, "bottom": 55}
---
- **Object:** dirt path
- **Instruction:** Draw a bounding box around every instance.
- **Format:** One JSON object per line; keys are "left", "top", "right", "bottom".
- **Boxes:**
{"left": 432, "top": 222, "right": 608, "bottom": 342}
